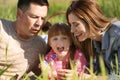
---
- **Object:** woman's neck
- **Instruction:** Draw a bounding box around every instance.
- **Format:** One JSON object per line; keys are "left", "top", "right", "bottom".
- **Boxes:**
{"left": 91, "top": 34, "right": 102, "bottom": 42}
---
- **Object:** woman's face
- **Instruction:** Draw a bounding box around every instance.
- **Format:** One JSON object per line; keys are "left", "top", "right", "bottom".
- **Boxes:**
{"left": 49, "top": 34, "right": 71, "bottom": 58}
{"left": 68, "top": 13, "right": 89, "bottom": 42}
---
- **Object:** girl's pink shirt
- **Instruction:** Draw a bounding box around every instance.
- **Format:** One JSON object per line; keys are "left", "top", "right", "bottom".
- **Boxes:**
{"left": 45, "top": 49, "right": 87, "bottom": 73}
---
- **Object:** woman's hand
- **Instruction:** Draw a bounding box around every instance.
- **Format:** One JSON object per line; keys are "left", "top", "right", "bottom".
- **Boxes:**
{"left": 57, "top": 69, "right": 73, "bottom": 80}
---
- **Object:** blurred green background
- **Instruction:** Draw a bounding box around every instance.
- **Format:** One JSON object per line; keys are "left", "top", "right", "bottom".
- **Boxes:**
{"left": 0, "top": 0, "right": 70, "bottom": 23}
{"left": 0, "top": 0, "right": 120, "bottom": 23}
{"left": 0, "top": 0, "right": 120, "bottom": 79}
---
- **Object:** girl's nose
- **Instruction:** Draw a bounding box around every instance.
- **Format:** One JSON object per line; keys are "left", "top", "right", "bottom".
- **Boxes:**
{"left": 57, "top": 40, "right": 63, "bottom": 46}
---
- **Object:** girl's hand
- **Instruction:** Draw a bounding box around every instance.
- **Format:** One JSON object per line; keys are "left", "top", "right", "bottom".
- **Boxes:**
{"left": 57, "top": 69, "right": 73, "bottom": 80}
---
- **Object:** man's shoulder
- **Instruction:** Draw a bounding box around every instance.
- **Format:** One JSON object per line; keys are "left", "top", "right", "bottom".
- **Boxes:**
{"left": 34, "top": 35, "right": 46, "bottom": 46}
{"left": 0, "top": 18, "right": 11, "bottom": 23}
{"left": 33, "top": 35, "right": 47, "bottom": 54}
{"left": 0, "top": 18, "right": 4, "bottom": 27}
{"left": 0, "top": 18, "right": 12, "bottom": 28}
{"left": 35, "top": 35, "right": 46, "bottom": 42}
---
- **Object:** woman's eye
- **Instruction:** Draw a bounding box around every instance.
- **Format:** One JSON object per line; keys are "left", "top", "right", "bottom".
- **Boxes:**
{"left": 74, "top": 23, "right": 79, "bottom": 27}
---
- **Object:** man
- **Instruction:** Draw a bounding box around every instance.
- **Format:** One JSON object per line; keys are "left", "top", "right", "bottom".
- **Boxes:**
{"left": 0, "top": 0, "right": 48, "bottom": 79}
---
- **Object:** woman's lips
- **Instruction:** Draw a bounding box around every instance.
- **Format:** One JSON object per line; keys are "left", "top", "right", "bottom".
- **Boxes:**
{"left": 75, "top": 33, "right": 82, "bottom": 39}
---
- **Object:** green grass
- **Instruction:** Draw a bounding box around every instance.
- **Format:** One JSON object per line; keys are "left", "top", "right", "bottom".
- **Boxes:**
{"left": 0, "top": 0, "right": 120, "bottom": 21}
{"left": 0, "top": 0, "right": 120, "bottom": 80}
{"left": 97, "top": 0, "right": 120, "bottom": 19}
{"left": 47, "top": 0, "right": 70, "bottom": 24}
{"left": 0, "top": 5, "right": 16, "bottom": 20}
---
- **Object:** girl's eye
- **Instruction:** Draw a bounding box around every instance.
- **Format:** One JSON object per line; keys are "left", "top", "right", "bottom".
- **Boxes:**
{"left": 62, "top": 37, "right": 67, "bottom": 40}
{"left": 53, "top": 38, "right": 58, "bottom": 40}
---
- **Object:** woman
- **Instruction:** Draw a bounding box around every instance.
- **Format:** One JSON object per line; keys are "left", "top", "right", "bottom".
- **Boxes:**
{"left": 66, "top": 0, "right": 120, "bottom": 77}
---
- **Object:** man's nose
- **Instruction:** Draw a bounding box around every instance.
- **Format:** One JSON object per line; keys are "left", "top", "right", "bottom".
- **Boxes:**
{"left": 36, "top": 18, "right": 43, "bottom": 26}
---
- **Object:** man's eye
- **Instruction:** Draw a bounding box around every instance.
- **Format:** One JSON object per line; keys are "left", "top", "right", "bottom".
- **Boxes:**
{"left": 32, "top": 16, "right": 38, "bottom": 19}
{"left": 41, "top": 17, "right": 45, "bottom": 21}
{"left": 29, "top": 15, "right": 38, "bottom": 19}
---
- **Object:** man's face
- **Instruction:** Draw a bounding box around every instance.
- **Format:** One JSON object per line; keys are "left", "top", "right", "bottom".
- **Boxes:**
{"left": 17, "top": 3, "right": 48, "bottom": 39}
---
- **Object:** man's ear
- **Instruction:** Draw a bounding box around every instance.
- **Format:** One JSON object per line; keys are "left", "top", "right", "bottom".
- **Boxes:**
{"left": 17, "top": 8, "right": 23, "bottom": 18}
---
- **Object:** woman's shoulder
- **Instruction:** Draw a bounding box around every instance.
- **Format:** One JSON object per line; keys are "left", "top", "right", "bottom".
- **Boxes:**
{"left": 108, "top": 21, "right": 120, "bottom": 36}
{"left": 112, "top": 21, "right": 120, "bottom": 28}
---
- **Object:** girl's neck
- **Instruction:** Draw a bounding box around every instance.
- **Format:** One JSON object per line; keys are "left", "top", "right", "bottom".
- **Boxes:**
{"left": 57, "top": 52, "right": 70, "bottom": 61}
{"left": 58, "top": 56, "right": 64, "bottom": 61}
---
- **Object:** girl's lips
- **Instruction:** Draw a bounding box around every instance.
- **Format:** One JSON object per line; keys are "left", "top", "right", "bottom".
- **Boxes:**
{"left": 57, "top": 47, "right": 64, "bottom": 52}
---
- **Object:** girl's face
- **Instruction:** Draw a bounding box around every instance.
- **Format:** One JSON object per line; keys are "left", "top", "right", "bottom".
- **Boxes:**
{"left": 49, "top": 34, "right": 71, "bottom": 58}
{"left": 68, "top": 13, "right": 89, "bottom": 42}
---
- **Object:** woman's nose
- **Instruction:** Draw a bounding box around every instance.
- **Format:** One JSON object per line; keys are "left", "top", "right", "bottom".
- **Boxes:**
{"left": 71, "top": 27, "right": 75, "bottom": 33}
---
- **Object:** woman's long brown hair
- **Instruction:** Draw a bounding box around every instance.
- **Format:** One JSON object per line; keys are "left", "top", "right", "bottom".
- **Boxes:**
{"left": 66, "top": 0, "right": 117, "bottom": 61}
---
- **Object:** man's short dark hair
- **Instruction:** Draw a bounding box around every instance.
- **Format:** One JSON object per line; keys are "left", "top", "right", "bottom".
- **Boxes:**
{"left": 17, "top": 0, "right": 49, "bottom": 12}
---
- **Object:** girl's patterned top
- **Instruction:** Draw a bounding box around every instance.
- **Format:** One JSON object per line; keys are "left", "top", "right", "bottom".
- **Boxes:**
{"left": 45, "top": 49, "right": 87, "bottom": 73}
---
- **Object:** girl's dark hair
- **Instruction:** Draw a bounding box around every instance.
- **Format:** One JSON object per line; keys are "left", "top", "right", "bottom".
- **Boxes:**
{"left": 17, "top": 0, "right": 49, "bottom": 12}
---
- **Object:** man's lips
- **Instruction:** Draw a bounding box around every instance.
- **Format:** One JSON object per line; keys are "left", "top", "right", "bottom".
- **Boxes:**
{"left": 31, "top": 29, "right": 39, "bottom": 33}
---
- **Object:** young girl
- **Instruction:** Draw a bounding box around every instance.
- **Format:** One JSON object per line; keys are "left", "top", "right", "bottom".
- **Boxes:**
{"left": 44, "top": 23, "right": 87, "bottom": 80}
